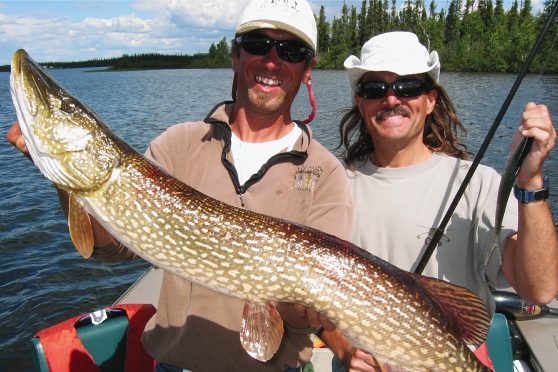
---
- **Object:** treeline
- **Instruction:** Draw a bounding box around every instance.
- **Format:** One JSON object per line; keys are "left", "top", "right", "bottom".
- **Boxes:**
{"left": 315, "top": 0, "right": 558, "bottom": 73}
{"left": 1, "top": 1, "right": 556, "bottom": 73}
{"left": 110, "top": 37, "right": 231, "bottom": 70}
{"left": 0, "top": 37, "right": 231, "bottom": 72}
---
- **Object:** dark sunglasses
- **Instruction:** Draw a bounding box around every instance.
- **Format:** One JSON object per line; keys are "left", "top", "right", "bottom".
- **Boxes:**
{"left": 235, "top": 32, "right": 314, "bottom": 63}
{"left": 356, "top": 79, "right": 432, "bottom": 99}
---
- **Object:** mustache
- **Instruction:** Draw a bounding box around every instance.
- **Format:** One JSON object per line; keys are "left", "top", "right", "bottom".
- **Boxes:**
{"left": 376, "top": 106, "right": 411, "bottom": 120}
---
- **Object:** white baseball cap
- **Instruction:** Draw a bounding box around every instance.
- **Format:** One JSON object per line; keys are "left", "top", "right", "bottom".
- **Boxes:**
{"left": 235, "top": 0, "right": 317, "bottom": 53}
{"left": 344, "top": 31, "right": 440, "bottom": 98}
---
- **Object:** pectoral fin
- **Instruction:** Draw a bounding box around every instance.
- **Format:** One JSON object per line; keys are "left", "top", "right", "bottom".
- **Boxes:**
{"left": 414, "top": 275, "right": 491, "bottom": 346}
{"left": 240, "top": 301, "right": 284, "bottom": 361}
{"left": 68, "top": 193, "right": 94, "bottom": 258}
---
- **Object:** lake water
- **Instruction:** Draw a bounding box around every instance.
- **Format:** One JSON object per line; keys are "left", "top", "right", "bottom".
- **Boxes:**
{"left": 1, "top": 67, "right": 557, "bottom": 370}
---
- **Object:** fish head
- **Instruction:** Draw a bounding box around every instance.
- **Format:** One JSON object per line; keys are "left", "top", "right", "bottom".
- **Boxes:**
{"left": 10, "top": 49, "right": 120, "bottom": 193}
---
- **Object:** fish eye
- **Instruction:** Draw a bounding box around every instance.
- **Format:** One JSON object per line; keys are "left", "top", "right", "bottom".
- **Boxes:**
{"left": 60, "top": 96, "right": 77, "bottom": 113}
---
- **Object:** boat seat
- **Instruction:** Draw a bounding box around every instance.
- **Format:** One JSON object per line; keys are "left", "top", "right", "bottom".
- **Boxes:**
{"left": 29, "top": 304, "right": 155, "bottom": 372}
{"left": 486, "top": 312, "right": 514, "bottom": 372}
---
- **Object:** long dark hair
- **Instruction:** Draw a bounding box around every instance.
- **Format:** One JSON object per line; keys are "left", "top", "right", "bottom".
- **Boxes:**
{"left": 338, "top": 79, "right": 469, "bottom": 167}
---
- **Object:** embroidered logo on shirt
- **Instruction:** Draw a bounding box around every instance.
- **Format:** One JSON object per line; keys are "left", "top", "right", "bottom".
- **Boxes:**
{"left": 293, "top": 165, "right": 322, "bottom": 192}
{"left": 417, "top": 227, "right": 450, "bottom": 247}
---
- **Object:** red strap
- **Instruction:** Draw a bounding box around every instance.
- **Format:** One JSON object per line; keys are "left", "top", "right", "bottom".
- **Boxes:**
{"left": 473, "top": 342, "right": 495, "bottom": 371}
{"left": 37, "top": 313, "right": 99, "bottom": 372}
{"left": 123, "top": 304, "right": 156, "bottom": 372}
{"left": 36, "top": 304, "right": 156, "bottom": 372}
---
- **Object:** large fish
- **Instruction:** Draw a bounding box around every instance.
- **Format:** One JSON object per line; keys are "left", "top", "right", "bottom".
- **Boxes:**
{"left": 11, "top": 49, "right": 491, "bottom": 371}
{"left": 485, "top": 136, "right": 533, "bottom": 267}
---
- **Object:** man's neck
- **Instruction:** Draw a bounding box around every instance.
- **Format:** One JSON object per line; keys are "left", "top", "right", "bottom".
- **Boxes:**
{"left": 230, "top": 106, "right": 295, "bottom": 143}
{"left": 371, "top": 142, "right": 432, "bottom": 168}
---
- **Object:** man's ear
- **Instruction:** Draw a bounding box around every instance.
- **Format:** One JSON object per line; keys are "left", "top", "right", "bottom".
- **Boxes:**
{"left": 355, "top": 95, "right": 365, "bottom": 116}
{"left": 302, "top": 57, "right": 317, "bottom": 85}
{"left": 232, "top": 56, "right": 238, "bottom": 73}
{"left": 426, "top": 88, "right": 438, "bottom": 115}
{"left": 232, "top": 44, "right": 239, "bottom": 72}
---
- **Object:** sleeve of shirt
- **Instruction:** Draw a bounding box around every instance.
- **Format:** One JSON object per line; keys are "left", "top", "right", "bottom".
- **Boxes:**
{"left": 144, "top": 124, "right": 188, "bottom": 172}
{"left": 307, "top": 159, "right": 354, "bottom": 241}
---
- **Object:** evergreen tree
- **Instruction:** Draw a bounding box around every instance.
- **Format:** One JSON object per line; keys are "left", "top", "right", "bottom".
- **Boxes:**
{"left": 317, "top": 6, "right": 330, "bottom": 54}
{"left": 375, "top": 0, "right": 386, "bottom": 33}
{"left": 444, "top": 0, "right": 461, "bottom": 45}
{"left": 391, "top": 0, "right": 399, "bottom": 29}
{"left": 533, "top": 0, "right": 558, "bottom": 73}
{"left": 488, "top": 0, "right": 510, "bottom": 71}
{"left": 349, "top": 6, "right": 360, "bottom": 54}
{"left": 382, "top": 0, "right": 390, "bottom": 32}
{"left": 367, "top": 0, "right": 375, "bottom": 36}
{"left": 358, "top": 0, "right": 369, "bottom": 47}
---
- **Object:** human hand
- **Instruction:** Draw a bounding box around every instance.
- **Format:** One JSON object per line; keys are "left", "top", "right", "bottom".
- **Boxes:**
{"left": 6, "top": 121, "right": 31, "bottom": 160}
{"left": 347, "top": 348, "right": 381, "bottom": 372}
{"left": 273, "top": 302, "right": 336, "bottom": 332}
{"left": 513, "top": 102, "right": 556, "bottom": 189}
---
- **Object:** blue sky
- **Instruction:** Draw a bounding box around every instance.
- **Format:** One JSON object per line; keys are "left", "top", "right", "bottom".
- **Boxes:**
{"left": 0, "top": 0, "right": 545, "bottom": 66}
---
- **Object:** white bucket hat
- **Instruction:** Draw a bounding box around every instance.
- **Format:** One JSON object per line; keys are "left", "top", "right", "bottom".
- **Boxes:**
{"left": 235, "top": 0, "right": 317, "bottom": 53}
{"left": 344, "top": 31, "right": 440, "bottom": 98}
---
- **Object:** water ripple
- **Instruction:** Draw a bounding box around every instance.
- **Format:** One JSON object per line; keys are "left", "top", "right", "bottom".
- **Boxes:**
{"left": 1, "top": 69, "right": 557, "bottom": 369}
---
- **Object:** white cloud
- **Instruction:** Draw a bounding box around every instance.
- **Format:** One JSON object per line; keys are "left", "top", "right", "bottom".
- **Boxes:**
{"left": 165, "top": 0, "right": 250, "bottom": 28}
{"left": 0, "top": 1, "right": 238, "bottom": 65}
{"left": 0, "top": 11, "right": 159, "bottom": 63}
{"left": 131, "top": 0, "right": 250, "bottom": 28}
{"left": 82, "top": 13, "right": 152, "bottom": 33}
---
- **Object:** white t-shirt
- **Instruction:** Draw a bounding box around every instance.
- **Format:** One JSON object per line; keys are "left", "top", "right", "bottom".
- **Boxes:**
{"left": 231, "top": 125, "right": 302, "bottom": 185}
{"left": 346, "top": 153, "right": 518, "bottom": 313}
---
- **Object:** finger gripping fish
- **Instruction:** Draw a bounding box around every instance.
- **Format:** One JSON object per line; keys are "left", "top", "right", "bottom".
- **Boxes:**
{"left": 11, "top": 49, "right": 491, "bottom": 371}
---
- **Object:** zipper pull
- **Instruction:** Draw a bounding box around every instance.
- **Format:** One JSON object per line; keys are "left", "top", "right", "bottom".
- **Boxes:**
{"left": 239, "top": 193, "right": 245, "bottom": 207}
{"left": 238, "top": 186, "right": 245, "bottom": 207}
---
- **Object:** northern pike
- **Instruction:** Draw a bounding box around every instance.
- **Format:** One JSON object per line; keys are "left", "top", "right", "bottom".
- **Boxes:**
{"left": 485, "top": 136, "right": 533, "bottom": 267}
{"left": 11, "top": 49, "right": 491, "bottom": 371}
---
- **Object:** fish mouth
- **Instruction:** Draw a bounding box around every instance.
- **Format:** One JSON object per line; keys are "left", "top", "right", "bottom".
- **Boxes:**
{"left": 10, "top": 49, "right": 25, "bottom": 83}
{"left": 10, "top": 50, "right": 48, "bottom": 163}
{"left": 10, "top": 49, "right": 116, "bottom": 192}
{"left": 11, "top": 49, "right": 58, "bottom": 113}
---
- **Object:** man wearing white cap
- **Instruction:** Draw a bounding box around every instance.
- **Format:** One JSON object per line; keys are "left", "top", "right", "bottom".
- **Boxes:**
{"left": 7, "top": 0, "right": 352, "bottom": 371}
{"left": 337, "top": 31, "right": 558, "bottom": 370}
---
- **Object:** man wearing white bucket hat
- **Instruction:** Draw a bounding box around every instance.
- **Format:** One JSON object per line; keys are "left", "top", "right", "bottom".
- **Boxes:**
{"left": 337, "top": 31, "right": 558, "bottom": 371}
{"left": 7, "top": 0, "right": 352, "bottom": 371}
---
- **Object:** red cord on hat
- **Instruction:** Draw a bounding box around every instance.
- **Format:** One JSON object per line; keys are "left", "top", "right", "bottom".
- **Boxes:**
{"left": 302, "top": 79, "right": 316, "bottom": 124}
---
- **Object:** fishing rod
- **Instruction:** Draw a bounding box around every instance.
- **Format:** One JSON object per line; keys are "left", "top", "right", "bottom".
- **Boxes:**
{"left": 414, "top": 0, "right": 558, "bottom": 275}
{"left": 492, "top": 290, "right": 558, "bottom": 320}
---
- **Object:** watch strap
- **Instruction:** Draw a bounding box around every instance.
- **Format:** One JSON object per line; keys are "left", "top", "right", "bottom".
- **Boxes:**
{"left": 513, "top": 177, "right": 549, "bottom": 203}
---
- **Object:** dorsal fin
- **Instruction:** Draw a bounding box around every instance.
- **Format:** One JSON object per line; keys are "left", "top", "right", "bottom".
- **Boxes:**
{"left": 68, "top": 193, "right": 94, "bottom": 258}
{"left": 413, "top": 275, "right": 491, "bottom": 346}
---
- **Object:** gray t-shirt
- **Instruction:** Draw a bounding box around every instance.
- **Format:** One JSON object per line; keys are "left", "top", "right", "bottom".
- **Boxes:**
{"left": 347, "top": 153, "right": 518, "bottom": 313}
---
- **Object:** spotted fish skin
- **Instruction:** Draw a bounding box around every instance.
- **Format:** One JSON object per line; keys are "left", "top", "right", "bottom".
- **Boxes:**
{"left": 11, "top": 49, "right": 491, "bottom": 371}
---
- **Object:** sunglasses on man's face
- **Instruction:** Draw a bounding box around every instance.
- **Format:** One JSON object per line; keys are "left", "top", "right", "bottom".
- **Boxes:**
{"left": 356, "top": 79, "right": 432, "bottom": 99}
{"left": 235, "top": 32, "right": 313, "bottom": 63}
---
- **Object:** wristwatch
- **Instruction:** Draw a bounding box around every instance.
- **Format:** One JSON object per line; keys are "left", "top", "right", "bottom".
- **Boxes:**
{"left": 513, "top": 177, "right": 549, "bottom": 203}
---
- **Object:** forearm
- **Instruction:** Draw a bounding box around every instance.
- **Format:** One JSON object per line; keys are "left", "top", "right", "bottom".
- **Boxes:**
{"left": 317, "top": 328, "right": 353, "bottom": 362}
{"left": 504, "top": 103, "right": 558, "bottom": 302}
{"left": 503, "top": 200, "right": 558, "bottom": 303}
